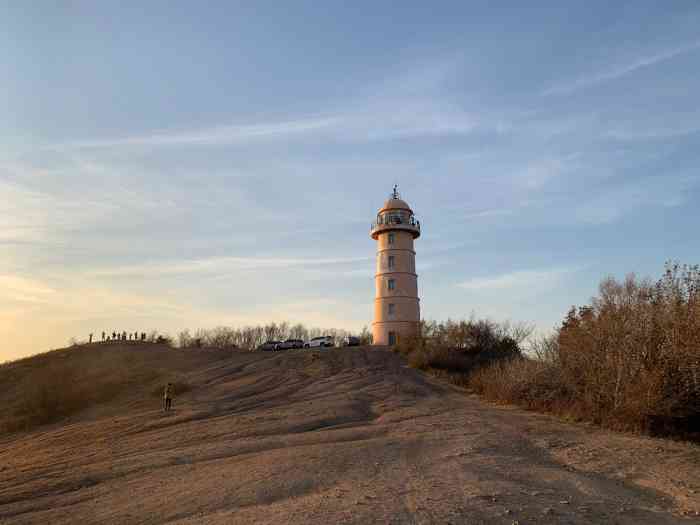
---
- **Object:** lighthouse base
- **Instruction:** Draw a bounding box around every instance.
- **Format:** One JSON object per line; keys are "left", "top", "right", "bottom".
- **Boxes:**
{"left": 371, "top": 321, "right": 419, "bottom": 346}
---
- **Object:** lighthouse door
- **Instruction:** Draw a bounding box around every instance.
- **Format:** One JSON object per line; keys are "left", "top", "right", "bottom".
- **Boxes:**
{"left": 388, "top": 331, "right": 397, "bottom": 346}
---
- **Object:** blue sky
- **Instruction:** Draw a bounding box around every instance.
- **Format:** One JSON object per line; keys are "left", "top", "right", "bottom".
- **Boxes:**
{"left": 2, "top": 1, "right": 699, "bottom": 360}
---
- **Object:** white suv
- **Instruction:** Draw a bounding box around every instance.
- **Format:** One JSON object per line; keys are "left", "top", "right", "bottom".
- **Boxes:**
{"left": 305, "top": 336, "right": 334, "bottom": 348}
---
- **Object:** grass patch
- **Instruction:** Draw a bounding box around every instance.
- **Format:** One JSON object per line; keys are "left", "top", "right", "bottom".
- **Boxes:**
{"left": 0, "top": 343, "right": 225, "bottom": 435}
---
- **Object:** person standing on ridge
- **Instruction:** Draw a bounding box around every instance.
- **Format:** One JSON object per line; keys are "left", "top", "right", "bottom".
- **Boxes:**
{"left": 163, "top": 383, "right": 173, "bottom": 412}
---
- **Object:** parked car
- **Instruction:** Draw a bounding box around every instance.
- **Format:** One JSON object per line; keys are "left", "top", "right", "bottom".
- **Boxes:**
{"left": 278, "top": 339, "right": 304, "bottom": 350}
{"left": 305, "top": 336, "right": 334, "bottom": 348}
{"left": 343, "top": 336, "right": 360, "bottom": 347}
{"left": 258, "top": 340, "right": 282, "bottom": 351}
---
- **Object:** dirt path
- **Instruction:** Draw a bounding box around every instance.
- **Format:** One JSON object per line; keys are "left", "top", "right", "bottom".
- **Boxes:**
{"left": 1, "top": 347, "right": 699, "bottom": 524}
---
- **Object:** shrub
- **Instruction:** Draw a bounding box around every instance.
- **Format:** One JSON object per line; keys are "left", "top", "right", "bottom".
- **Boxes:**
{"left": 398, "top": 318, "right": 531, "bottom": 374}
{"left": 465, "top": 261, "right": 700, "bottom": 439}
{"left": 553, "top": 262, "right": 700, "bottom": 430}
{"left": 470, "top": 357, "right": 572, "bottom": 412}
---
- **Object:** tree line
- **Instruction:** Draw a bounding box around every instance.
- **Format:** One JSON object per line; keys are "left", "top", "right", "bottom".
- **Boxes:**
{"left": 176, "top": 322, "right": 372, "bottom": 350}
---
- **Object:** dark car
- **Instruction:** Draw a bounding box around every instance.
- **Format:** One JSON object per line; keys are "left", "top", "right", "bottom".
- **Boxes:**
{"left": 278, "top": 339, "right": 304, "bottom": 350}
{"left": 258, "top": 341, "right": 282, "bottom": 351}
{"left": 343, "top": 336, "right": 360, "bottom": 347}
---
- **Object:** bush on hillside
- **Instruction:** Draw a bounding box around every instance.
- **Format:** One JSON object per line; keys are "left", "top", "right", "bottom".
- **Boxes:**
{"left": 469, "top": 353, "right": 572, "bottom": 412}
{"left": 470, "top": 262, "right": 700, "bottom": 437}
{"left": 397, "top": 318, "right": 531, "bottom": 375}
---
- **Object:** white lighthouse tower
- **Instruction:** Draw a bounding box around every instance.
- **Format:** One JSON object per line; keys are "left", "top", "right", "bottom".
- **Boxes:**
{"left": 370, "top": 186, "right": 421, "bottom": 346}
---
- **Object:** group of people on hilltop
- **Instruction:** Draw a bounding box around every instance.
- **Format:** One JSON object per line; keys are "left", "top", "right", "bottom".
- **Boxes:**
{"left": 87, "top": 331, "right": 149, "bottom": 343}
{"left": 85, "top": 332, "right": 176, "bottom": 413}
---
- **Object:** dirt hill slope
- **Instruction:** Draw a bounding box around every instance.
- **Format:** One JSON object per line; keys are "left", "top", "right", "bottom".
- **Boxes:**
{"left": 1, "top": 346, "right": 699, "bottom": 524}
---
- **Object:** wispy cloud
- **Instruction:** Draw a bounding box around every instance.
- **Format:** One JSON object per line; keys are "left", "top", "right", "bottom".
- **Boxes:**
{"left": 90, "top": 255, "right": 373, "bottom": 277}
{"left": 461, "top": 208, "right": 516, "bottom": 220}
{"left": 47, "top": 59, "right": 491, "bottom": 152}
{"left": 0, "top": 274, "right": 57, "bottom": 304}
{"left": 543, "top": 40, "right": 700, "bottom": 96}
{"left": 0, "top": 181, "right": 117, "bottom": 243}
{"left": 513, "top": 157, "right": 574, "bottom": 189}
{"left": 604, "top": 123, "right": 700, "bottom": 141}
{"left": 573, "top": 173, "right": 698, "bottom": 224}
{"left": 53, "top": 117, "right": 340, "bottom": 150}
{"left": 458, "top": 267, "right": 579, "bottom": 292}
{"left": 52, "top": 105, "right": 482, "bottom": 151}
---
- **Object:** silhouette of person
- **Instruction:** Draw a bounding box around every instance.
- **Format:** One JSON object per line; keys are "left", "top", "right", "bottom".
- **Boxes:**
{"left": 89, "top": 333, "right": 93, "bottom": 343}
{"left": 163, "top": 383, "right": 173, "bottom": 411}
{"left": 112, "top": 331, "right": 116, "bottom": 341}
{"left": 102, "top": 331, "right": 106, "bottom": 342}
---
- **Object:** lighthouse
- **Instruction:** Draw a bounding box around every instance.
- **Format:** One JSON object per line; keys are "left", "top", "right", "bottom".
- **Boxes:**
{"left": 370, "top": 186, "right": 421, "bottom": 346}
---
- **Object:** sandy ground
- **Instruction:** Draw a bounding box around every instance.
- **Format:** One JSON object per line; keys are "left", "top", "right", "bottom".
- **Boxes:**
{"left": 1, "top": 347, "right": 699, "bottom": 524}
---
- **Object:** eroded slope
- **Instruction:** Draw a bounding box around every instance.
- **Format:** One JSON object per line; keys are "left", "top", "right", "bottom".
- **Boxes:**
{"left": 1, "top": 347, "right": 699, "bottom": 524}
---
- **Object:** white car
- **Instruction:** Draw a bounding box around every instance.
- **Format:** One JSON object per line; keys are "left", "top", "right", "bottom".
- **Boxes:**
{"left": 305, "top": 336, "right": 334, "bottom": 348}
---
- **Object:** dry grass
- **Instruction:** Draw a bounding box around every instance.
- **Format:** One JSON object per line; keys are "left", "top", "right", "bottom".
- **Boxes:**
{"left": 469, "top": 358, "right": 573, "bottom": 413}
{"left": 0, "top": 342, "right": 228, "bottom": 435}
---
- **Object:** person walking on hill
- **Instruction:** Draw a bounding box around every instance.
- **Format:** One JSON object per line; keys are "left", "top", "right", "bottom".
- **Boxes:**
{"left": 163, "top": 383, "right": 173, "bottom": 412}
{"left": 102, "top": 331, "right": 105, "bottom": 342}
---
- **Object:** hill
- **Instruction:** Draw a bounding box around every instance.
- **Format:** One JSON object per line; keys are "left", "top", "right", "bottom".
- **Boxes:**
{"left": 1, "top": 344, "right": 699, "bottom": 523}
{"left": 0, "top": 342, "right": 233, "bottom": 434}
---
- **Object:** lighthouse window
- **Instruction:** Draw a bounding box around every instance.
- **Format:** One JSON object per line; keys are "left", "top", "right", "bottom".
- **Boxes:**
{"left": 388, "top": 279, "right": 395, "bottom": 290}
{"left": 388, "top": 255, "right": 395, "bottom": 269}
{"left": 388, "top": 303, "right": 395, "bottom": 315}
{"left": 388, "top": 331, "right": 397, "bottom": 345}
{"left": 388, "top": 232, "right": 395, "bottom": 245}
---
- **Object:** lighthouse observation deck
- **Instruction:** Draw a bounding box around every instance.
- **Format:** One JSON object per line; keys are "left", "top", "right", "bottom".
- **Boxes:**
{"left": 370, "top": 210, "right": 421, "bottom": 239}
